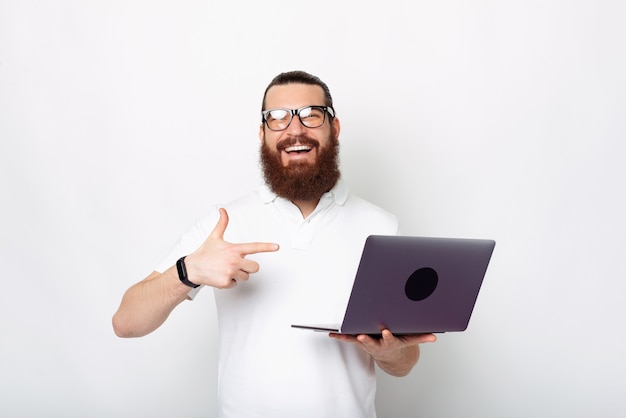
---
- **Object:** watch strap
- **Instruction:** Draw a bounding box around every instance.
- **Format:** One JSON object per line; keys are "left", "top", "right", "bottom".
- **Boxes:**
{"left": 176, "top": 256, "right": 200, "bottom": 288}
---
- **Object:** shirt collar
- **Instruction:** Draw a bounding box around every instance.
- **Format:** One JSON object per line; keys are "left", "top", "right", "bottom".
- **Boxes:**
{"left": 259, "top": 178, "right": 349, "bottom": 206}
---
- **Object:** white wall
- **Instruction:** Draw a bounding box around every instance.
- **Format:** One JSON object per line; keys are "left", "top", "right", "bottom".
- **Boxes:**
{"left": 1, "top": 1, "right": 624, "bottom": 417}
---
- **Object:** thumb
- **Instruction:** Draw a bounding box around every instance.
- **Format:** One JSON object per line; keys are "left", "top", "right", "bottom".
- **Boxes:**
{"left": 209, "top": 208, "right": 229, "bottom": 240}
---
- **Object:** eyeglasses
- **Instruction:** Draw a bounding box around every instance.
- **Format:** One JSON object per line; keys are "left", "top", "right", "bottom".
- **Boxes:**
{"left": 261, "top": 105, "right": 335, "bottom": 131}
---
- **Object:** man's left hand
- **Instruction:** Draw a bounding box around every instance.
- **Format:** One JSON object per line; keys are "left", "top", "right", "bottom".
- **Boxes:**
{"left": 329, "top": 329, "right": 437, "bottom": 376}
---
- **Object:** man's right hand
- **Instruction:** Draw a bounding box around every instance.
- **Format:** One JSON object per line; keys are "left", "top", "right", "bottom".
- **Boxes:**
{"left": 184, "top": 208, "right": 280, "bottom": 289}
{"left": 113, "top": 207, "right": 278, "bottom": 337}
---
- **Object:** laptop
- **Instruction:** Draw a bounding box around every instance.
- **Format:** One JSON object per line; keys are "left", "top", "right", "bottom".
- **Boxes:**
{"left": 291, "top": 235, "right": 495, "bottom": 335}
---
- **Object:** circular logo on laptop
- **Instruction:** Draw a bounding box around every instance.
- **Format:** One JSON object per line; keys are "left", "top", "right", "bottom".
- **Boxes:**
{"left": 405, "top": 267, "right": 438, "bottom": 301}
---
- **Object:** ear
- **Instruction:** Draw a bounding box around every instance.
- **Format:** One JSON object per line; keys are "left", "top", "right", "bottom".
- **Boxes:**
{"left": 332, "top": 116, "right": 341, "bottom": 139}
{"left": 259, "top": 123, "right": 265, "bottom": 143}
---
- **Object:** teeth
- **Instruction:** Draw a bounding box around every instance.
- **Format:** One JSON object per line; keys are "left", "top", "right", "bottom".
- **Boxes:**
{"left": 285, "top": 145, "right": 311, "bottom": 153}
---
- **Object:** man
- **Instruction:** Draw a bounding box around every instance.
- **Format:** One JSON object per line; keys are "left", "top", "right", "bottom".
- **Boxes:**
{"left": 113, "top": 71, "right": 436, "bottom": 417}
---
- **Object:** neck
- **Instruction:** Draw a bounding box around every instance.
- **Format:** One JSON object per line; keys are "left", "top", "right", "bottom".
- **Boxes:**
{"left": 292, "top": 198, "right": 320, "bottom": 219}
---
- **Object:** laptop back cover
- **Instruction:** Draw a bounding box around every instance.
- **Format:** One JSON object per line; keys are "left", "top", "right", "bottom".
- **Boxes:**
{"left": 339, "top": 235, "right": 495, "bottom": 335}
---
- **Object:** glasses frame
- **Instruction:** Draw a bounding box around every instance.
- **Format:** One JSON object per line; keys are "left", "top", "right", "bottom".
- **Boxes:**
{"left": 261, "top": 105, "right": 335, "bottom": 131}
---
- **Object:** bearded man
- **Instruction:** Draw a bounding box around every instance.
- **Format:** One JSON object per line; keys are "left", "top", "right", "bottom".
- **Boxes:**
{"left": 113, "top": 71, "right": 436, "bottom": 418}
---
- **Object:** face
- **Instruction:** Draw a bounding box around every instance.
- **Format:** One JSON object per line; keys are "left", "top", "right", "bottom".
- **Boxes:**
{"left": 259, "top": 83, "right": 342, "bottom": 201}
{"left": 260, "top": 83, "right": 340, "bottom": 166}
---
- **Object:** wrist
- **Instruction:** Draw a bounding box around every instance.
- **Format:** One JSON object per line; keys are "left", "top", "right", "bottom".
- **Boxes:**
{"left": 176, "top": 256, "right": 200, "bottom": 288}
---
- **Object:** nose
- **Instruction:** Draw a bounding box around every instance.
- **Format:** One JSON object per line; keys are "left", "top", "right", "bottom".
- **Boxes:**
{"left": 284, "top": 112, "right": 307, "bottom": 135}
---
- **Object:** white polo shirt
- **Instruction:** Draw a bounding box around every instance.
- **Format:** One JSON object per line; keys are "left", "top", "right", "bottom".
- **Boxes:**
{"left": 157, "top": 180, "right": 399, "bottom": 418}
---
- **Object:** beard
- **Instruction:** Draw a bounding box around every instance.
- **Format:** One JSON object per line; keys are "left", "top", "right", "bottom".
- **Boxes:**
{"left": 260, "top": 132, "right": 341, "bottom": 202}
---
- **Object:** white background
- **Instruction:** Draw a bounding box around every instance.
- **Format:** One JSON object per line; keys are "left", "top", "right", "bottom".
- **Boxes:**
{"left": 1, "top": 1, "right": 625, "bottom": 417}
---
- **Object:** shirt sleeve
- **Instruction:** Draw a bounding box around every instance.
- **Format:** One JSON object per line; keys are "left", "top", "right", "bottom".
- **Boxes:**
{"left": 154, "top": 206, "right": 221, "bottom": 299}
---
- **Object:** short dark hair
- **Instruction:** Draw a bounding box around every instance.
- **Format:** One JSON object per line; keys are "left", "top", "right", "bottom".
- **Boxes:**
{"left": 261, "top": 70, "right": 334, "bottom": 111}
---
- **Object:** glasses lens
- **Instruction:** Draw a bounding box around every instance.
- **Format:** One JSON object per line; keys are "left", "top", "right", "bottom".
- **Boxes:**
{"left": 299, "top": 107, "right": 325, "bottom": 128}
{"left": 265, "top": 109, "right": 291, "bottom": 131}
{"left": 263, "top": 106, "right": 330, "bottom": 131}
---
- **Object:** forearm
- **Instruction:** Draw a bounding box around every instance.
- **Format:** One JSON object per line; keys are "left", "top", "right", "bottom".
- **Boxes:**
{"left": 374, "top": 345, "right": 420, "bottom": 377}
{"left": 112, "top": 267, "right": 192, "bottom": 338}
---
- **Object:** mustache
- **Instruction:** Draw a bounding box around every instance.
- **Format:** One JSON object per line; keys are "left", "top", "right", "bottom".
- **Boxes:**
{"left": 276, "top": 136, "right": 320, "bottom": 151}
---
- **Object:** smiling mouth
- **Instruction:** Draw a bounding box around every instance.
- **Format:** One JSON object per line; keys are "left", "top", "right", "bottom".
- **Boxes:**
{"left": 284, "top": 144, "right": 313, "bottom": 154}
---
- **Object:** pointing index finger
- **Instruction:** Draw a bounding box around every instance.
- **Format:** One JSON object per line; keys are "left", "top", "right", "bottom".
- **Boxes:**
{"left": 237, "top": 241, "right": 280, "bottom": 256}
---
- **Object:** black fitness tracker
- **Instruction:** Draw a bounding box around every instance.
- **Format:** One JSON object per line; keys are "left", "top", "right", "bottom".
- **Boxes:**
{"left": 176, "top": 256, "right": 200, "bottom": 288}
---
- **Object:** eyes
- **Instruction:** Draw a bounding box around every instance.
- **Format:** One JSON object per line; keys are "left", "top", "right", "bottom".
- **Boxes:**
{"left": 262, "top": 106, "right": 334, "bottom": 131}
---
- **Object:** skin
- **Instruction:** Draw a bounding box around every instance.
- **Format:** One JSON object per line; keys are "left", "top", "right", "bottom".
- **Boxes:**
{"left": 259, "top": 84, "right": 437, "bottom": 376}
{"left": 111, "top": 207, "right": 279, "bottom": 338}
{"left": 259, "top": 83, "right": 341, "bottom": 218}
{"left": 330, "top": 330, "right": 437, "bottom": 377}
{"left": 112, "top": 82, "right": 436, "bottom": 377}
